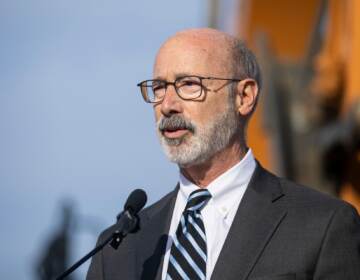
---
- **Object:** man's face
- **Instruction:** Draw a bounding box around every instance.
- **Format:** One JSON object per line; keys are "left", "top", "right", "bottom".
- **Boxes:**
{"left": 153, "top": 37, "right": 240, "bottom": 167}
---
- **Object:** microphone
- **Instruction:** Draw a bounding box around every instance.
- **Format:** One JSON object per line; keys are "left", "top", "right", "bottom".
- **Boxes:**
{"left": 117, "top": 188, "right": 147, "bottom": 220}
{"left": 56, "top": 189, "right": 147, "bottom": 280}
{"left": 111, "top": 189, "right": 147, "bottom": 248}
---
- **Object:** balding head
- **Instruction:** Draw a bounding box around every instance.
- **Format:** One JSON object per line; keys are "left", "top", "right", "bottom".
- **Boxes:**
{"left": 155, "top": 28, "right": 261, "bottom": 91}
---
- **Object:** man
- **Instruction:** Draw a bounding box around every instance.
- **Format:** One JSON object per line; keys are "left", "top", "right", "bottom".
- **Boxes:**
{"left": 87, "top": 28, "right": 360, "bottom": 280}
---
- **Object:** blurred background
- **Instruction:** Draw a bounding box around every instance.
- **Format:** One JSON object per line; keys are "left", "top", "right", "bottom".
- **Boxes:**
{"left": 0, "top": 0, "right": 359, "bottom": 279}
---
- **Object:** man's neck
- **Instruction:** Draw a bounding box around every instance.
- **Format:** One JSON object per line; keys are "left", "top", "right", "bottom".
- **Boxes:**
{"left": 180, "top": 143, "right": 248, "bottom": 188}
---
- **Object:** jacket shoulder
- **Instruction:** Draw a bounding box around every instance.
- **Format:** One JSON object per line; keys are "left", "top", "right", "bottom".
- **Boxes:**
{"left": 278, "top": 176, "right": 354, "bottom": 211}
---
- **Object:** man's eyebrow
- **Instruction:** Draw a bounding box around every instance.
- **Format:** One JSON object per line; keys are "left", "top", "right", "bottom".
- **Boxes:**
{"left": 174, "top": 72, "right": 198, "bottom": 79}
{"left": 153, "top": 72, "right": 202, "bottom": 81}
{"left": 153, "top": 75, "right": 165, "bottom": 80}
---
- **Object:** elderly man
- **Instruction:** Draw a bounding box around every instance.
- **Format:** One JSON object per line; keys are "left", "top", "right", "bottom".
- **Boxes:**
{"left": 87, "top": 29, "right": 360, "bottom": 280}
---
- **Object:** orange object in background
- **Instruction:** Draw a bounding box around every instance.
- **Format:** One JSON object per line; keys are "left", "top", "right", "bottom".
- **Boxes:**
{"left": 310, "top": 0, "right": 360, "bottom": 212}
{"left": 237, "top": 0, "right": 322, "bottom": 62}
{"left": 229, "top": 0, "right": 360, "bottom": 212}
{"left": 235, "top": 0, "right": 323, "bottom": 173}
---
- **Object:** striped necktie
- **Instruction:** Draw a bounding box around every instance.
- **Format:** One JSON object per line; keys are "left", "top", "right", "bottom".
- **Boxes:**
{"left": 167, "top": 189, "right": 212, "bottom": 280}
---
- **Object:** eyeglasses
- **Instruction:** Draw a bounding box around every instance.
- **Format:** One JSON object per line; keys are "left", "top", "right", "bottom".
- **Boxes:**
{"left": 137, "top": 75, "right": 242, "bottom": 103}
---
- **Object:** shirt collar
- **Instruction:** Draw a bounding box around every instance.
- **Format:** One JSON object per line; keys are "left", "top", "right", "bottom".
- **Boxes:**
{"left": 179, "top": 149, "right": 256, "bottom": 219}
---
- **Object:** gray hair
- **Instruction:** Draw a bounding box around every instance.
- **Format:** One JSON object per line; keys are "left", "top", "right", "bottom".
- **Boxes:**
{"left": 226, "top": 39, "right": 262, "bottom": 118}
{"left": 230, "top": 40, "right": 262, "bottom": 91}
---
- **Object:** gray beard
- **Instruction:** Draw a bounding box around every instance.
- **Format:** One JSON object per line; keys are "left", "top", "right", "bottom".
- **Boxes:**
{"left": 156, "top": 104, "right": 240, "bottom": 167}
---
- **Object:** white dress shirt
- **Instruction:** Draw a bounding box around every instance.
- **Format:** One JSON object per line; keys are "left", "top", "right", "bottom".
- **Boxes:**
{"left": 161, "top": 149, "right": 256, "bottom": 280}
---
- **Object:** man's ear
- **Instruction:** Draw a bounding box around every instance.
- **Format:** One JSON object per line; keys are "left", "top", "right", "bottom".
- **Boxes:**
{"left": 235, "top": 79, "right": 259, "bottom": 116}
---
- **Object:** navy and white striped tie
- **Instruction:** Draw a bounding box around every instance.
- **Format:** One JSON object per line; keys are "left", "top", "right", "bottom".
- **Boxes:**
{"left": 167, "top": 189, "right": 212, "bottom": 280}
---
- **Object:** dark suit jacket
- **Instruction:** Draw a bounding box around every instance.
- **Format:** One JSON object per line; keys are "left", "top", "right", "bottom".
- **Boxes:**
{"left": 87, "top": 163, "right": 360, "bottom": 280}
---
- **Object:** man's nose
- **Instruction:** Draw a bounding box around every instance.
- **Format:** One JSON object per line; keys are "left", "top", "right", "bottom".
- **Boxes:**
{"left": 160, "top": 84, "right": 183, "bottom": 116}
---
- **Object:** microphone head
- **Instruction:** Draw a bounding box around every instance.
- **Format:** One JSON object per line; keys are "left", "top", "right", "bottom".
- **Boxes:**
{"left": 124, "top": 189, "right": 147, "bottom": 214}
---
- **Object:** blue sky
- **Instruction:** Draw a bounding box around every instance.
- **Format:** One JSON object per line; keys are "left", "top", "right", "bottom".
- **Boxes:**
{"left": 0, "top": 0, "right": 216, "bottom": 278}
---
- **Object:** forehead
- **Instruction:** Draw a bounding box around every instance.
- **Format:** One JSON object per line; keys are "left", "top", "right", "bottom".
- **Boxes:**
{"left": 153, "top": 36, "right": 231, "bottom": 79}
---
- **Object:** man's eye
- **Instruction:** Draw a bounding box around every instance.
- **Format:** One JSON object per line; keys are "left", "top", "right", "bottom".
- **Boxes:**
{"left": 152, "top": 84, "right": 165, "bottom": 91}
{"left": 179, "top": 80, "right": 201, "bottom": 87}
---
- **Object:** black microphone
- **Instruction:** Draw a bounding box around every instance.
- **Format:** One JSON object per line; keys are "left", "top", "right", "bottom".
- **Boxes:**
{"left": 56, "top": 189, "right": 147, "bottom": 280}
{"left": 111, "top": 189, "right": 147, "bottom": 248}
{"left": 117, "top": 188, "right": 147, "bottom": 220}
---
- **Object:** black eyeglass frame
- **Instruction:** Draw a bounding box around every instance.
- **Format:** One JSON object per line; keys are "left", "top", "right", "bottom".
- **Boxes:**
{"left": 137, "top": 75, "right": 243, "bottom": 103}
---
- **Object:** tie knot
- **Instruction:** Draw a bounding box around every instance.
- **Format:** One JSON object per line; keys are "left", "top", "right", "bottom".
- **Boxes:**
{"left": 185, "top": 189, "right": 211, "bottom": 212}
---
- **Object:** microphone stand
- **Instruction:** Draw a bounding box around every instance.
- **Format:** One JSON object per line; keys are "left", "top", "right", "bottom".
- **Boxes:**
{"left": 56, "top": 211, "right": 137, "bottom": 280}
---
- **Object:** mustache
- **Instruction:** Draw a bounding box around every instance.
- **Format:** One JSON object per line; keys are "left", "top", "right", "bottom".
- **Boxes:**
{"left": 158, "top": 115, "right": 195, "bottom": 133}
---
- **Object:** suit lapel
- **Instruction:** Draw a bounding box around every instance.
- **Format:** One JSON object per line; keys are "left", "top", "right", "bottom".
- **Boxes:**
{"left": 136, "top": 186, "right": 178, "bottom": 280}
{"left": 211, "top": 163, "right": 287, "bottom": 280}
